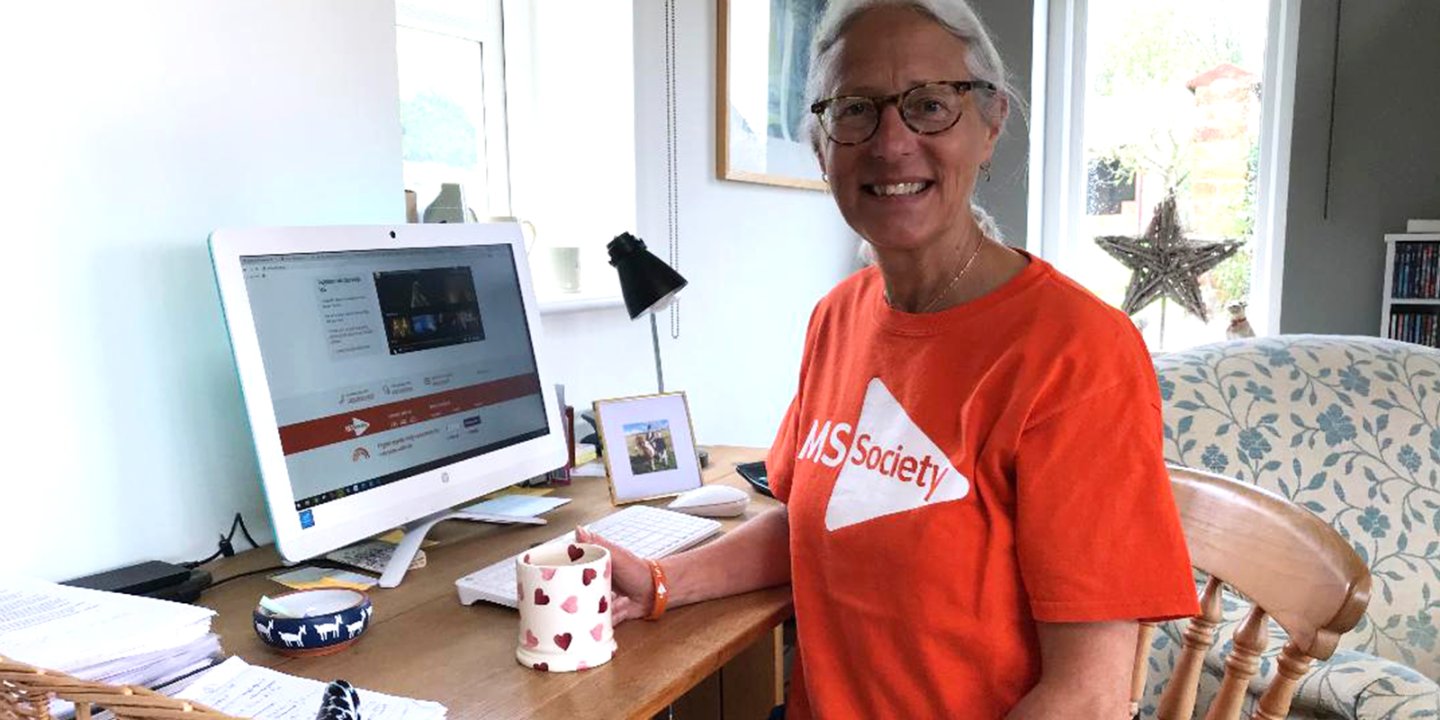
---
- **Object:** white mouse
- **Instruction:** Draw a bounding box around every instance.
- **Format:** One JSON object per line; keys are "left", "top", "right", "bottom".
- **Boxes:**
{"left": 667, "top": 484, "right": 750, "bottom": 518}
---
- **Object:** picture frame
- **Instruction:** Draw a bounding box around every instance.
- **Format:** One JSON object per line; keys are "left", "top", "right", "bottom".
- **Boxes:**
{"left": 716, "top": 0, "right": 830, "bottom": 191}
{"left": 593, "top": 392, "right": 704, "bottom": 505}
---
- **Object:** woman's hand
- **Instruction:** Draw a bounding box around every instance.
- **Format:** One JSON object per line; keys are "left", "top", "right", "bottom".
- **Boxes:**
{"left": 576, "top": 506, "right": 791, "bottom": 624}
{"left": 576, "top": 525, "right": 654, "bottom": 624}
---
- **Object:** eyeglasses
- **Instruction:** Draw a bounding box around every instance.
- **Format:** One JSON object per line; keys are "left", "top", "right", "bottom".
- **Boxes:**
{"left": 809, "top": 80, "right": 998, "bottom": 146}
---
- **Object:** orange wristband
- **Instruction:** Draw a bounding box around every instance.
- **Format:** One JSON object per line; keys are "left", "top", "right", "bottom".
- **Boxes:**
{"left": 645, "top": 559, "right": 670, "bottom": 621}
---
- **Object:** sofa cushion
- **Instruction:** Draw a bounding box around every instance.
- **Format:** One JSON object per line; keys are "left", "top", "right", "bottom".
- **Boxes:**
{"left": 1154, "top": 335, "right": 1440, "bottom": 676}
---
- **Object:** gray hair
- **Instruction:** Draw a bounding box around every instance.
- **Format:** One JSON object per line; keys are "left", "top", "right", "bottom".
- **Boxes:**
{"left": 807, "top": 0, "right": 1015, "bottom": 245}
{"left": 812, "top": 0, "right": 1013, "bottom": 149}
{"left": 805, "top": 0, "right": 1011, "bottom": 145}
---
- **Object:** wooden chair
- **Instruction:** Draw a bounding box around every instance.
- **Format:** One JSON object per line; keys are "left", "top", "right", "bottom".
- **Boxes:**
{"left": 1128, "top": 467, "right": 1372, "bottom": 720}
{"left": 0, "top": 656, "right": 234, "bottom": 720}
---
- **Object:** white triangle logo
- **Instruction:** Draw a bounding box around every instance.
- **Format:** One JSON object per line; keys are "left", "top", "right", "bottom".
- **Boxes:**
{"left": 823, "top": 378, "right": 970, "bottom": 531}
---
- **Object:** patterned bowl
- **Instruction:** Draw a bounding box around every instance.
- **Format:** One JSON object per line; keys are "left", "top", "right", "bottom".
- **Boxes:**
{"left": 252, "top": 588, "right": 372, "bottom": 657}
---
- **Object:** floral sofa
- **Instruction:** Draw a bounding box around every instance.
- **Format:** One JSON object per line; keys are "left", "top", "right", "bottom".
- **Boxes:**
{"left": 1140, "top": 335, "right": 1440, "bottom": 719}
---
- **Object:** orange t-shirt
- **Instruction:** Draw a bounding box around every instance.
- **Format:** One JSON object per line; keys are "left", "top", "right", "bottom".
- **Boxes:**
{"left": 766, "top": 253, "right": 1200, "bottom": 719}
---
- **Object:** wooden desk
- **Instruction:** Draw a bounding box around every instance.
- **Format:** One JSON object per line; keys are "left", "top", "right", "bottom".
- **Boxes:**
{"left": 199, "top": 446, "right": 791, "bottom": 720}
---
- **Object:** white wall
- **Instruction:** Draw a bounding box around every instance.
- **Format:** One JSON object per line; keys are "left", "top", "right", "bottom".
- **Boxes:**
{"left": 1279, "top": 0, "right": 1440, "bottom": 334}
{"left": 969, "top": 0, "right": 1034, "bottom": 246}
{"left": 0, "top": 0, "right": 855, "bottom": 581}
{"left": 539, "top": 0, "right": 854, "bottom": 450}
{"left": 1, "top": 2, "right": 404, "bottom": 580}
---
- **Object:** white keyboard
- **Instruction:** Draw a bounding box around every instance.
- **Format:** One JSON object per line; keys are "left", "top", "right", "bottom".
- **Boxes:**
{"left": 455, "top": 505, "right": 722, "bottom": 608}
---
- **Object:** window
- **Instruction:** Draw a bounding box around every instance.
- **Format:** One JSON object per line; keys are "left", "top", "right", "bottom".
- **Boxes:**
{"left": 396, "top": 1, "right": 510, "bottom": 220}
{"left": 395, "top": 0, "right": 636, "bottom": 308}
{"left": 1035, "top": 0, "right": 1301, "bottom": 350}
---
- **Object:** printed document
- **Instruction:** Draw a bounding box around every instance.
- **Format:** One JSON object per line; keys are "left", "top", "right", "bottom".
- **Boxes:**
{"left": 0, "top": 575, "right": 216, "bottom": 677}
{"left": 174, "top": 657, "right": 447, "bottom": 720}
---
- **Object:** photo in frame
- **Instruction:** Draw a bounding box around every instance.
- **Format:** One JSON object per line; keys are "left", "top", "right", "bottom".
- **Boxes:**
{"left": 717, "top": 0, "right": 830, "bottom": 191}
{"left": 593, "top": 392, "right": 703, "bottom": 505}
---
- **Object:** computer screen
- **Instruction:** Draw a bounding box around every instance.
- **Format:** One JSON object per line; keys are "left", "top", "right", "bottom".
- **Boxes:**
{"left": 210, "top": 224, "right": 567, "bottom": 567}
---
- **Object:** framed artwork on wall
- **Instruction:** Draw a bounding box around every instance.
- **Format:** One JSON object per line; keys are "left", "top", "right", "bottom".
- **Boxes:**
{"left": 716, "top": 0, "right": 830, "bottom": 191}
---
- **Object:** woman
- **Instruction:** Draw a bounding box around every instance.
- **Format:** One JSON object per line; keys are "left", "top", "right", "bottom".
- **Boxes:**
{"left": 581, "top": 1, "right": 1199, "bottom": 717}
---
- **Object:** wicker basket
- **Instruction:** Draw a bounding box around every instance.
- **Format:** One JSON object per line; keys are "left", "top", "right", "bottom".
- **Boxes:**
{"left": 0, "top": 656, "right": 237, "bottom": 720}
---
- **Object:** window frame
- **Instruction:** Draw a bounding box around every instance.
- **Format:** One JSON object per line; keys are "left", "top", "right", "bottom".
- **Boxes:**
{"left": 395, "top": 0, "right": 513, "bottom": 220}
{"left": 498, "top": 0, "right": 631, "bottom": 311}
{"left": 1030, "top": 0, "right": 1302, "bottom": 337}
{"left": 395, "top": 1, "right": 636, "bottom": 314}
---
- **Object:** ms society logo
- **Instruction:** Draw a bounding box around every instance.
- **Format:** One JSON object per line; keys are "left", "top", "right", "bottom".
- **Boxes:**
{"left": 796, "top": 378, "right": 970, "bottom": 530}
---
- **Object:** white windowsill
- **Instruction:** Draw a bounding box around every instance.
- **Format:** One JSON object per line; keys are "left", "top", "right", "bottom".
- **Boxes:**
{"left": 537, "top": 292, "right": 625, "bottom": 315}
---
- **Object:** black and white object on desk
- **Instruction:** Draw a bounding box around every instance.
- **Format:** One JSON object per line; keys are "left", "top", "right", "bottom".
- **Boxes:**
{"left": 666, "top": 484, "right": 750, "bottom": 518}
{"left": 316, "top": 679, "right": 361, "bottom": 720}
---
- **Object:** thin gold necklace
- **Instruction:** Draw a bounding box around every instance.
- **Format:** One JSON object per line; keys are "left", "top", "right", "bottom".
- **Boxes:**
{"left": 886, "top": 236, "right": 987, "bottom": 313}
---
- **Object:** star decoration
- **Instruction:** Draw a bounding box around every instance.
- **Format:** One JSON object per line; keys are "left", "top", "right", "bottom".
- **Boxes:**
{"left": 1095, "top": 193, "right": 1241, "bottom": 322}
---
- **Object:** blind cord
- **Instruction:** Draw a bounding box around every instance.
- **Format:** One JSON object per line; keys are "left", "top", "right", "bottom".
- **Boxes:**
{"left": 664, "top": 0, "right": 681, "bottom": 341}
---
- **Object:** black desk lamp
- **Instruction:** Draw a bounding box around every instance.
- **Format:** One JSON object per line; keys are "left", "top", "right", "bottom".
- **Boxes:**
{"left": 607, "top": 232, "right": 687, "bottom": 393}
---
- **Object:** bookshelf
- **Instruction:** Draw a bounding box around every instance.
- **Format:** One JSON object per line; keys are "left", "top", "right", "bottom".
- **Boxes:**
{"left": 1381, "top": 233, "right": 1440, "bottom": 348}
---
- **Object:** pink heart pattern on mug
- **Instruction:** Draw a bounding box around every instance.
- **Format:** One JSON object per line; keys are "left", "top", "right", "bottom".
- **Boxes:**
{"left": 520, "top": 544, "right": 611, "bottom": 670}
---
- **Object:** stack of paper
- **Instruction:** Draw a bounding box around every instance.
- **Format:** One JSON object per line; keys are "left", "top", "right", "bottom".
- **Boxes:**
{"left": 0, "top": 575, "right": 222, "bottom": 689}
{"left": 172, "top": 657, "right": 447, "bottom": 720}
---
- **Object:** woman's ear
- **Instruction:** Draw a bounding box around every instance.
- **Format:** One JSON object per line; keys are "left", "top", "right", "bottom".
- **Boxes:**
{"left": 986, "top": 94, "right": 1009, "bottom": 145}
{"left": 815, "top": 147, "right": 830, "bottom": 185}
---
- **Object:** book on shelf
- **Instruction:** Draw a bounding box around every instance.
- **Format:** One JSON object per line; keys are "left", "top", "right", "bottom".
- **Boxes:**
{"left": 1389, "top": 310, "right": 1440, "bottom": 348}
{"left": 1390, "top": 235, "right": 1440, "bottom": 300}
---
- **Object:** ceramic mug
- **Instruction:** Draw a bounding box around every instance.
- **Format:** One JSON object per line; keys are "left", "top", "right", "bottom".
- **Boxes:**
{"left": 515, "top": 542, "right": 615, "bottom": 672}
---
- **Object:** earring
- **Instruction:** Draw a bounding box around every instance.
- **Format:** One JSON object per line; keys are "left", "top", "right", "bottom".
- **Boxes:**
{"left": 980, "top": 162, "right": 991, "bottom": 183}
{"left": 821, "top": 171, "right": 829, "bottom": 183}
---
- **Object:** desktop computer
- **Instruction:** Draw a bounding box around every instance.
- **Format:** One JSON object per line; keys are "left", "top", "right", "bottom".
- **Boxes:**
{"left": 209, "top": 223, "right": 568, "bottom": 586}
